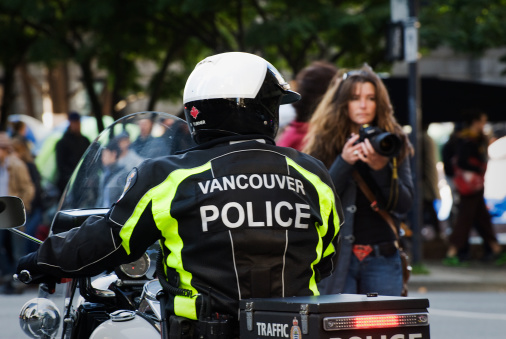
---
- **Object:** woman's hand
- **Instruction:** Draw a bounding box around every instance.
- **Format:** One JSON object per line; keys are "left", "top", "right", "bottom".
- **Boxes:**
{"left": 357, "top": 138, "right": 390, "bottom": 170}
{"left": 342, "top": 134, "right": 363, "bottom": 165}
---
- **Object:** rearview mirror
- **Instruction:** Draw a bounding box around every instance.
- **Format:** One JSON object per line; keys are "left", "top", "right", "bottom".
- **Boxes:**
{"left": 0, "top": 196, "right": 26, "bottom": 229}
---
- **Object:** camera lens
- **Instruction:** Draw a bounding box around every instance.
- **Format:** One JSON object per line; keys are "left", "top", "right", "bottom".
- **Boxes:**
{"left": 374, "top": 133, "right": 401, "bottom": 157}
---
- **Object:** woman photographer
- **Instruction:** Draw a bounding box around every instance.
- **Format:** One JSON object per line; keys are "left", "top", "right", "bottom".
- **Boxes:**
{"left": 303, "top": 65, "right": 414, "bottom": 296}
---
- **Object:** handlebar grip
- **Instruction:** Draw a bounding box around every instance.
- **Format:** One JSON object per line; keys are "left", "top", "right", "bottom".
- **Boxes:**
{"left": 14, "top": 270, "right": 33, "bottom": 284}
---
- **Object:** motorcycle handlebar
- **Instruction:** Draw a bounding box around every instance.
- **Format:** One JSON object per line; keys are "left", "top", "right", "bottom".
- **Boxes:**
{"left": 14, "top": 270, "right": 34, "bottom": 284}
{"left": 14, "top": 270, "right": 58, "bottom": 294}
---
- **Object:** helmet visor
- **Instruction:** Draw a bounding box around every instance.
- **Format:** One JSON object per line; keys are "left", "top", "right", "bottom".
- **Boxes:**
{"left": 266, "top": 63, "right": 301, "bottom": 105}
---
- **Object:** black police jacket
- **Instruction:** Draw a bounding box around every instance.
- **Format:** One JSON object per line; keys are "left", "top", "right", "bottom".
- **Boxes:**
{"left": 31, "top": 137, "right": 343, "bottom": 320}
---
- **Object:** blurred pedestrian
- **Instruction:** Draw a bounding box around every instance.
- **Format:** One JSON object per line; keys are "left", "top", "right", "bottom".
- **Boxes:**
{"left": 304, "top": 65, "right": 414, "bottom": 296}
{"left": 130, "top": 116, "right": 157, "bottom": 157}
{"left": 115, "top": 131, "right": 144, "bottom": 169}
{"left": 277, "top": 61, "right": 338, "bottom": 150}
{"left": 442, "top": 122, "right": 491, "bottom": 258}
{"left": 9, "top": 120, "right": 35, "bottom": 155}
{"left": 443, "top": 110, "right": 506, "bottom": 266}
{"left": 0, "top": 132, "right": 35, "bottom": 294}
{"left": 55, "top": 112, "right": 90, "bottom": 197}
{"left": 11, "top": 136, "right": 44, "bottom": 254}
{"left": 98, "top": 139, "right": 128, "bottom": 207}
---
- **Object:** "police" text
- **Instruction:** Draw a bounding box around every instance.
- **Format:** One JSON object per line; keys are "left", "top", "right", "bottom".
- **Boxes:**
{"left": 200, "top": 201, "right": 310, "bottom": 231}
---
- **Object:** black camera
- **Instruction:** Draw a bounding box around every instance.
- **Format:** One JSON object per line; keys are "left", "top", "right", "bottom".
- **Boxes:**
{"left": 357, "top": 124, "right": 401, "bottom": 157}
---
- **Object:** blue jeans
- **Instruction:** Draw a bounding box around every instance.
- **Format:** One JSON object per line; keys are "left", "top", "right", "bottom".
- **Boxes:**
{"left": 342, "top": 250, "right": 403, "bottom": 296}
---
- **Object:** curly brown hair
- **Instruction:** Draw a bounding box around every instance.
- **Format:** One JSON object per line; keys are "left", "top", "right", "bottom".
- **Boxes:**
{"left": 302, "top": 65, "right": 412, "bottom": 168}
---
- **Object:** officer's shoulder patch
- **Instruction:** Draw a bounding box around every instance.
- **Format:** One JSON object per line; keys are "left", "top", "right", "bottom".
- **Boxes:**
{"left": 117, "top": 168, "right": 138, "bottom": 202}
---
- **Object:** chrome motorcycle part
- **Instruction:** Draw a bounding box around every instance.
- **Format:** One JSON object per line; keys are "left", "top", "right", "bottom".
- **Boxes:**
{"left": 119, "top": 252, "right": 151, "bottom": 278}
{"left": 138, "top": 280, "right": 162, "bottom": 320}
{"left": 110, "top": 310, "right": 136, "bottom": 322}
{"left": 19, "top": 298, "right": 61, "bottom": 338}
{"left": 14, "top": 269, "right": 33, "bottom": 283}
{"left": 141, "top": 279, "right": 162, "bottom": 301}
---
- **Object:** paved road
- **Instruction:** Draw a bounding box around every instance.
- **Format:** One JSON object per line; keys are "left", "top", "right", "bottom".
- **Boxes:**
{"left": 411, "top": 291, "right": 506, "bottom": 339}
{"left": 1, "top": 288, "right": 39, "bottom": 338}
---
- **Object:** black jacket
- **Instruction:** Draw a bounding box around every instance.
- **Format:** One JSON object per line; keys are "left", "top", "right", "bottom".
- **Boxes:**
{"left": 30, "top": 137, "right": 342, "bottom": 319}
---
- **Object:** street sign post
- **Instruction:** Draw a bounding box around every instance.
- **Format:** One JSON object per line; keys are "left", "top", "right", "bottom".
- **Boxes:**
{"left": 390, "top": 0, "right": 422, "bottom": 264}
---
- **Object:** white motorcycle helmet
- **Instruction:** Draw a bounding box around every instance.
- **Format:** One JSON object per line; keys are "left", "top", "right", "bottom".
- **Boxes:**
{"left": 183, "top": 52, "right": 300, "bottom": 144}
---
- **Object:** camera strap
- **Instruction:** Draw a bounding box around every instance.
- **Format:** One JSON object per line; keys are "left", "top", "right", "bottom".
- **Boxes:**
{"left": 385, "top": 157, "right": 399, "bottom": 211}
{"left": 352, "top": 169, "right": 412, "bottom": 296}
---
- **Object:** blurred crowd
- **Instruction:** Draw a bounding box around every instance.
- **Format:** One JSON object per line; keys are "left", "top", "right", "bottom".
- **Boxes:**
{"left": 0, "top": 111, "right": 192, "bottom": 294}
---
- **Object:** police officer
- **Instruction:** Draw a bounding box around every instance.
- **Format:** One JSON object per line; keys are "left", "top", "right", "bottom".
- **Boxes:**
{"left": 17, "top": 52, "right": 343, "bottom": 334}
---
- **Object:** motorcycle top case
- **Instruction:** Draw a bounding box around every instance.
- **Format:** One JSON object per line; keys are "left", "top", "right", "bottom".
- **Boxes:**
{"left": 239, "top": 294, "right": 430, "bottom": 339}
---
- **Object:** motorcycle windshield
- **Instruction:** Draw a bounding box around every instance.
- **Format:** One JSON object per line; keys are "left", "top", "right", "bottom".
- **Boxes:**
{"left": 58, "top": 111, "right": 196, "bottom": 211}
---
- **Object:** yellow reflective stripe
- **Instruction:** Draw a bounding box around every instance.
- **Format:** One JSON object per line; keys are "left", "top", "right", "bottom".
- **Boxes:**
{"left": 120, "top": 194, "right": 152, "bottom": 255}
{"left": 120, "top": 162, "right": 211, "bottom": 320}
{"left": 174, "top": 295, "right": 198, "bottom": 320}
{"left": 323, "top": 241, "right": 336, "bottom": 257}
{"left": 286, "top": 158, "right": 340, "bottom": 295}
{"left": 151, "top": 162, "right": 211, "bottom": 319}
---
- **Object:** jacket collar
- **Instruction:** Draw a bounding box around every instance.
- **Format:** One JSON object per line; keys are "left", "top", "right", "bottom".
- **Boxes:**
{"left": 176, "top": 134, "right": 275, "bottom": 154}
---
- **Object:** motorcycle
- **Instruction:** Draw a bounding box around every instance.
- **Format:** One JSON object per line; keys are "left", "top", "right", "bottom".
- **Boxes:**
{"left": 1, "top": 111, "right": 431, "bottom": 339}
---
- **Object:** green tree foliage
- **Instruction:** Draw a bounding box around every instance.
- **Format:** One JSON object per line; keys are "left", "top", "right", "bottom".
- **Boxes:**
{"left": 1, "top": 0, "right": 108, "bottom": 131}
{"left": 245, "top": 0, "right": 392, "bottom": 76}
{"left": 420, "top": 0, "right": 506, "bottom": 56}
{"left": 148, "top": 0, "right": 393, "bottom": 88}
{"left": 0, "top": 2, "right": 38, "bottom": 130}
{"left": 1, "top": 0, "right": 398, "bottom": 125}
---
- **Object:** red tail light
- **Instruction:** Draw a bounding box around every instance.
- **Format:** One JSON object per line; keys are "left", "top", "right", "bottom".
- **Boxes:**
{"left": 354, "top": 315, "right": 400, "bottom": 328}
{"left": 323, "top": 313, "right": 429, "bottom": 331}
